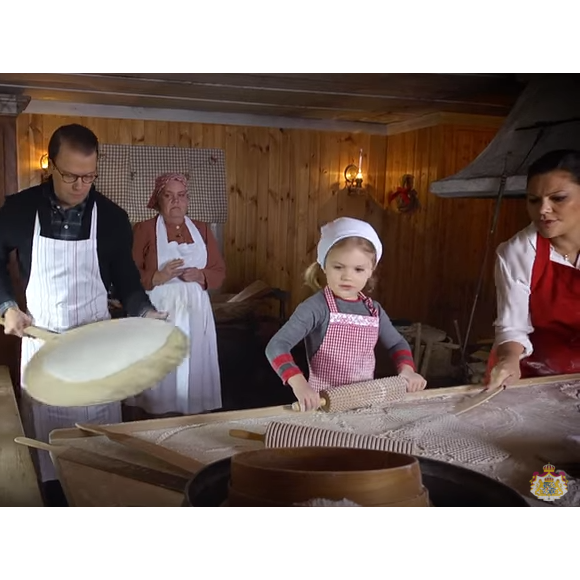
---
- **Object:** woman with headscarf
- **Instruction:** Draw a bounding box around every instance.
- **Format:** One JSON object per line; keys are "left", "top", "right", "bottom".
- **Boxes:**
{"left": 126, "top": 172, "right": 225, "bottom": 417}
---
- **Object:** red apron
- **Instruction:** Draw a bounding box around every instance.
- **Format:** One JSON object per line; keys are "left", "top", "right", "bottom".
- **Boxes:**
{"left": 308, "top": 286, "right": 380, "bottom": 392}
{"left": 486, "top": 232, "right": 580, "bottom": 381}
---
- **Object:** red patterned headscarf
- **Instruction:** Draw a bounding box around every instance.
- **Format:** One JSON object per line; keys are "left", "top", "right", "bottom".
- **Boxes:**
{"left": 147, "top": 172, "right": 188, "bottom": 210}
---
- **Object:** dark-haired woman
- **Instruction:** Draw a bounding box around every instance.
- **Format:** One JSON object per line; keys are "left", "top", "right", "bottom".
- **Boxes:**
{"left": 487, "top": 149, "right": 580, "bottom": 389}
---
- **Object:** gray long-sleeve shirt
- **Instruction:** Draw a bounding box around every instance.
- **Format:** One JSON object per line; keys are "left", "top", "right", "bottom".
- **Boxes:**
{"left": 265, "top": 290, "right": 414, "bottom": 383}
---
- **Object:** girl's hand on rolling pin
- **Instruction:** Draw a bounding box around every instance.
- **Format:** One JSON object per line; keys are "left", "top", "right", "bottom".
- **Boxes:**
{"left": 288, "top": 374, "right": 320, "bottom": 411}
{"left": 398, "top": 365, "right": 427, "bottom": 392}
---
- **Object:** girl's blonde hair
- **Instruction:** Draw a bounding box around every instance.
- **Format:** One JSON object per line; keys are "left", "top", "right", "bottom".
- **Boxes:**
{"left": 304, "top": 236, "right": 378, "bottom": 293}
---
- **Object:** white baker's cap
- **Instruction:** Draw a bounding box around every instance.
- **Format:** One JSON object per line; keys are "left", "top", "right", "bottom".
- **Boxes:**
{"left": 316, "top": 217, "right": 382, "bottom": 267}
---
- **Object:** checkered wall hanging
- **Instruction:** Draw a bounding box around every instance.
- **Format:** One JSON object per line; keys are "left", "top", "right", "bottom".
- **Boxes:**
{"left": 95, "top": 144, "right": 228, "bottom": 224}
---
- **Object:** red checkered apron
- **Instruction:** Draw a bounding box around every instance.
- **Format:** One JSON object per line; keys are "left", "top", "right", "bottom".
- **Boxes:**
{"left": 485, "top": 232, "right": 580, "bottom": 382}
{"left": 308, "top": 286, "right": 380, "bottom": 392}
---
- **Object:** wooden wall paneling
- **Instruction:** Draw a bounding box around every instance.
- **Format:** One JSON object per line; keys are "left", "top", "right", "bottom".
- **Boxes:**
{"left": 15, "top": 114, "right": 527, "bottom": 344}
{"left": 243, "top": 127, "right": 259, "bottom": 285}
{"left": 306, "top": 130, "right": 321, "bottom": 273}
{"left": 277, "top": 129, "right": 292, "bottom": 293}
{"left": 234, "top": 126, "right": 250, "bottom": 283}
{"left": 378, "top": 123, "right": 529, "bottom": 343}
{"left": 262, "top": 129, "right": 286, "bottom": 288}
{"left": 223, "top": 126, "right": 238, "bottom": 293}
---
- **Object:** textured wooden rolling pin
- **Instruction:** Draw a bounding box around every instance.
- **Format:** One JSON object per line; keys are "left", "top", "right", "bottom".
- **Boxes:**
{"left": 291, "top": 376, "right": 408, "bottom": 412}
{"left": 230, "top": 421, "right": 418, "bottom": 455}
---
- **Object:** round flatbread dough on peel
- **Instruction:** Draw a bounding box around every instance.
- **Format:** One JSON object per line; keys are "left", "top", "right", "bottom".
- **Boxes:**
{"left": 23, "top": 317, "right": 189, "bottom": 407}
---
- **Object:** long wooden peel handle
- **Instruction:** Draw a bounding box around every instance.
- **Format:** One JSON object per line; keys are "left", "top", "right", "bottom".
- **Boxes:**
{"left": 14, "top": 436, "right": 61, "bottom": 453}
{"left": 229, "top": 429, "right": 265, "bottom": 442}
{"left": 0, "top": 318, "right": 58, "bottom": 342}
{"left": 291, "top": 397, "right": 327, "bottom": 412}
{"left": 453, "top": 385, "right": 505, "bottom": 416}
{"left": 75, "top": 423, "right": 203, "bottom": 475}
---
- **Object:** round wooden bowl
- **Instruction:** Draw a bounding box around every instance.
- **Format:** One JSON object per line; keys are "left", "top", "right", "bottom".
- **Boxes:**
{"left": 229, "top": 447, "right": 424, "bottom": 506}
{"left": 227, "top": 484, "right": 430, "bottom": 507}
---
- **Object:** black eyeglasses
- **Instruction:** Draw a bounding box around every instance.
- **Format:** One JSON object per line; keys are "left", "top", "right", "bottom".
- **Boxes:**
{"left": 52, "top": 162, "right": 98, "bottom": 184}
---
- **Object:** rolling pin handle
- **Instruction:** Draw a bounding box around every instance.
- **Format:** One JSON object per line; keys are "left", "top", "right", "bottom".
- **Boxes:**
{"left": 291, "top": 397, "right": 327, "bottom": 412}
{"left": 229, "top": 429, "right": 265, "bottom": 442}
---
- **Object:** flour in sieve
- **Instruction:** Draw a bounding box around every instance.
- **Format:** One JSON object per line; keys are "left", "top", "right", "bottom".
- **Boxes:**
{"left": 294, "top": 498, "right": 361, "bottom": 507}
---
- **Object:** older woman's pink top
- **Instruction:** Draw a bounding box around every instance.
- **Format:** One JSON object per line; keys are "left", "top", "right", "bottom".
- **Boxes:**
{"left": 132, "top": 217, "right": 226, "bottom": 291}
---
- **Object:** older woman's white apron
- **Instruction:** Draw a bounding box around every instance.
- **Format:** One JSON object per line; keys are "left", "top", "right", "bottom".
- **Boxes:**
{"left": 126, "top": 216, "right": 222, "bottom": 415}
{"left": 19, "top": 207, "right": 122, "bottom": 483}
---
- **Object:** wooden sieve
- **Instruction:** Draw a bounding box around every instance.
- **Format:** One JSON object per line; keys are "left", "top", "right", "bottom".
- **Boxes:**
{"left": 1, "top": 316, "right": 189, "bottom": 407}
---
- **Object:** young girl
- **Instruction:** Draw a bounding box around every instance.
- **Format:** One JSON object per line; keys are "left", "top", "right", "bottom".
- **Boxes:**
{"left": 266, "top": 217, "right": 427, "bottom": 411}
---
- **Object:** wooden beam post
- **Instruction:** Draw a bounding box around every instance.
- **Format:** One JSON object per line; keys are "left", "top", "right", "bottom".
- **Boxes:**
{"left": 0, "top": 94, "right": 30, "bottom": 388}
{"left": 0, "top": 365, "right": 43, "bottom": 506}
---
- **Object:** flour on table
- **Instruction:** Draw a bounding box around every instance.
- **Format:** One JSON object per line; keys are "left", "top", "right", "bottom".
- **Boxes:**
{"left": 127, "top": 381, "right": 580, "bottom": 502}
{"left": 553, "top": 476, "right": 580, "bottom": 507}
{"left": 382, "top": 413, "right": 510, "bottom": 465}
{"left": 294, "top": 498, "right": 361, "bottom": 507}
{"left": 560, "top": 383, "right": 580, "bottom": 400}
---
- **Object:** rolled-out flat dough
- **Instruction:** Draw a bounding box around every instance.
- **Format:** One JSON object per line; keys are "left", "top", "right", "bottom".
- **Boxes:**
{"left": 23, "top": 317, "right": 189, "bottom": 407}
{"left": 41, "top": 318, "right": 174, "bottom": 382}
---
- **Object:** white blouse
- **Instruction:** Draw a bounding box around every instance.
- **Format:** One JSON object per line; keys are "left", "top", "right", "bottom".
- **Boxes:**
{"left": 494, "top": 222, "right": 578, "bottom": 357}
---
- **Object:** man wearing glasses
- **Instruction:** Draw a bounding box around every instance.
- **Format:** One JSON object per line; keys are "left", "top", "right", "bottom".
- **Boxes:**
{"left": 0, "top": 123, "right": 164, "bottom": 499}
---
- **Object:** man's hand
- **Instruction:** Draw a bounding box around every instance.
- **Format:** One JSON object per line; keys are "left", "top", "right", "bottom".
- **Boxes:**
{"left": 2, "top": 307, "right": 33, "bottom": 337}
{"left": 143, "top": 309, "right": 169, "bottom": 321}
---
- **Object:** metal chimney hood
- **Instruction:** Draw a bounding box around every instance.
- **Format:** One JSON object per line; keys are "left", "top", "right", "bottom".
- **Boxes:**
{"left": 430, "top": 74, "right": 580, "bottom": 198}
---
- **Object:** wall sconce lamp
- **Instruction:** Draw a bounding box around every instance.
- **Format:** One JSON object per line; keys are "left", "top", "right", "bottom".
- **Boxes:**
{"left": 39, "top": 153, "right": 50, "bottom": 182}
{"left": 344, "top": 148, "right": 365, "bottom": 195}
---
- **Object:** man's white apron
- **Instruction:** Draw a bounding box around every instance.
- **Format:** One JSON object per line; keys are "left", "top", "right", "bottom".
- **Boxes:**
{"left": 20, "top": 206, "right": 122, "bottom": 482}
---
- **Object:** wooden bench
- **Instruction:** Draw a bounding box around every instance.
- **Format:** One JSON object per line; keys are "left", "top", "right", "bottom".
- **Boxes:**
{"left": 0, "top": 365, "right": 43, "bottom": 506}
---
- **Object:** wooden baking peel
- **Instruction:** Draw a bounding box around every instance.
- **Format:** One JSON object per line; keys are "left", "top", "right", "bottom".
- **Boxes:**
{"left": 75, "top": 423, "right": 204, "bottom": 475}
{"left": 14, "top": 436, "right": 190, "bottom": 492}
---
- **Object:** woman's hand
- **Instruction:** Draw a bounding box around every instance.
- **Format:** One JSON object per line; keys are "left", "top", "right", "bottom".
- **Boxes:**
{"left": 398, "top": 365, "right": 427, "bottom": 392}
{"left": 288, "top": 374, "right": 321, "bottom": 411}
{"left": 179, "top": 267, "right": 205, "bottom": 285}
{"left": 152, "top": 259, "right": 184, "bottom": 286}
{"left": 487, "top": 355, "right": 521, "bottom": 390}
